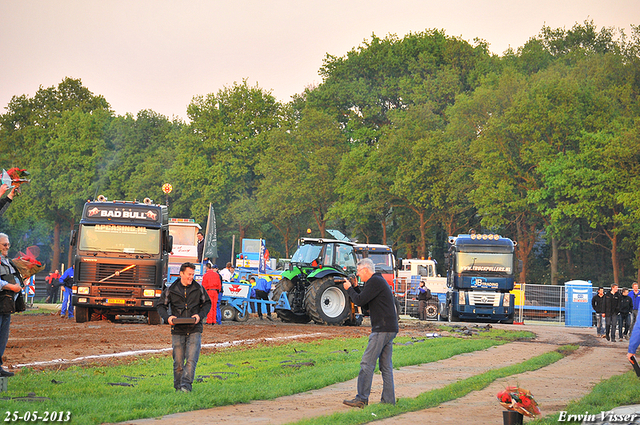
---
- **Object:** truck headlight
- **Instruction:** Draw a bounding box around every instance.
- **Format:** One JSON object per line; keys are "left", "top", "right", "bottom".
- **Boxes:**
{"left": 77, "top": 286, "right": 90, "bottom": 295}
{"left": 458, "top": 291, "right": 465, "bottom": 305}
{"left": 503, "top": 293, "right": 510, "bottom": 307}
{"left": 143, "top": 289, "right": 156, "bottom": 297}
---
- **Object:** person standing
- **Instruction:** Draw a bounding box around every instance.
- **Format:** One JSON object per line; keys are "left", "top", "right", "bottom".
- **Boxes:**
{"left": 59, "top": 266, "right": 74, "bottom": 319}
{"left": 220, "top": 262, "right": 234, "bottom": 282}
{"left": 591, "top": 287, "right": 606, "bottom": 337}
{"left": 630, "top": 282, "right": 640, "bottom": 336}
{"left": 157, "top": 262, "right": 211, "bottom": 392}
{"left": 417, "top": 281, "right": 431, "bottom": 321}
{"left": 620, "top": 288, "right": 633, "bottom": 340}
{"left": 0, "top": 233, "right": 22, "bottom": 377}
{"left": 45, "top": 269, "right": 61, "bottom": 303}
{"left": 202, "top": 262, "right": 221, "bottom": 325}
{"left": 342, "top": 258, "right": 398, "bottom": 408}
{"left": 252, "top": 276, "right": 273, "bottom": 321}
{"left": 604, "top": 284, "right": 621, "bottom": 342}
{"left": 196, "top": 232, "right": 205, "bottom": 264}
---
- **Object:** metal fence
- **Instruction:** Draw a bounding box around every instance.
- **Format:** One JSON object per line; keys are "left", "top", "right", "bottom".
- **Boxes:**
{"left": 516, "top": 283, "right": 566, "bottom": 324}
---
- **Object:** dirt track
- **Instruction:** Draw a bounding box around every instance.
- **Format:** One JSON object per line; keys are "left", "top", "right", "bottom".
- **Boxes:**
{"left": 3, "top": 310, "right": 633, "bottom": 424}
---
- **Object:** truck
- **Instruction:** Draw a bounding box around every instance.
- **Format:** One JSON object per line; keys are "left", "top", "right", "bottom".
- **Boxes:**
{"left": 167, "top": 218, "right": 203, "bottom": 283}
{"left": 272, "top": 237, "right": 361, "bottom": 326}
{"left": 396, "top": 258, "right": 447, "bottom": 320}
{"left": 71, "top": 197, "right": 173, "bottom": 324}
{"left": 443, "top": 233, "right": 516, "bottom": 323}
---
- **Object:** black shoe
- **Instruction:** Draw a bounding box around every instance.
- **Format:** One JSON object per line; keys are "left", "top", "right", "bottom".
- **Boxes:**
{"left": 0, "top": 367, "right": 15, "bottom": 377}
{"left": 259, "top": 316, "right": 264, "bottom": 320}
{"left": 343, "top": 398, "right": 367, "bottom": 408}
{"left": 266, "top": 315, "right": 273, "bottom": 321}
{"left": 606, "top": 336, "right": 610, "bottom": 341}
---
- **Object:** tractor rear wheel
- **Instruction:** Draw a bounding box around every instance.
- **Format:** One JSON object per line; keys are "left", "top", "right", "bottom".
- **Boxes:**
{"left": 272, "top": 278, "right": 310, "bottom": 323}
{"left": 304, "top": 276, "right": 350, "bottom": 325}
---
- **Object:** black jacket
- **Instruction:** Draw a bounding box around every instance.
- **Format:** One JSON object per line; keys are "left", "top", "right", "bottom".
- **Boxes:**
{"left": 0, "top": 257, "right": 22, "bottom": 314}
{"left": 604, "top": 290, "right": 621, "bottom": 316}
{"left": 0, "top": 197, "right": 12, "bottom": 217}
{"left": 620, "top": 295, "right": 633, "bottom": 315}
{"left": 157, "top": 278, "right": 211, "bottom": 335}
{"left": 591, "top": 293, "right": 605, "bottom": 314}
{"left": 347, "top": 272, "right": 398, "bottom": 333}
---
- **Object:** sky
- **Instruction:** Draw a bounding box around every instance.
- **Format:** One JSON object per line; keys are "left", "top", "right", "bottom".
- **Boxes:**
{"left": 1, "top": 0, "right": 639, "bottom": 121}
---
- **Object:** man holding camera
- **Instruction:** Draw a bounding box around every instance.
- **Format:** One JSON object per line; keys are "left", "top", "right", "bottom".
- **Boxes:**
{"left": 342, "top": 258, "right": 398, "bottom": 408}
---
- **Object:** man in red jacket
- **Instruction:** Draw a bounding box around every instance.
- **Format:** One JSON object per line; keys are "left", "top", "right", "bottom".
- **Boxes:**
{"left": 202, "top": 262, "right": 222, "bottom": 324}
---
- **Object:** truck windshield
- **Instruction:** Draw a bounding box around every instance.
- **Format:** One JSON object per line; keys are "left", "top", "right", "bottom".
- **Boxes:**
{"left": 291, "top": 244, "right": 323, "bottom": 265}
{"left": 367, "top": 253, "right": 394, "bottom": 273}
{"left": 456, "top": 252, "right": 513, "bottom": 275}
{"left": 79, "top": 224, "right": 160, "bottom": 255}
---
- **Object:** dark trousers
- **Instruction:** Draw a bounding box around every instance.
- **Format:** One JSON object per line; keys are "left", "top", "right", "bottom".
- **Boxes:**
{"left": 418, "top": 300, "right": 427, "bottom": 320}
{"left": 252, "top": 290, "right": 270, "bottom": 317}
{"left": 620, "top": 313, "right": 631, "bottom": 337}
{"left": 605, "top": 314, "right": 619, "bottom": 340}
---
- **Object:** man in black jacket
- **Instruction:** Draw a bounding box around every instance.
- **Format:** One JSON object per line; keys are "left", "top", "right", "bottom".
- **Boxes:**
{"left": 0, "top": 233, "right": 22, "bottom": 377}
{"left": 342, "top": 258, "right": 398, "bottom": 408}
{"left": 620, "top": 288, "right": 633, "bottom": 340}
{"left": 157, "top": 262, "right": 211, "bottom": 392}
{"left": 592, "top": 287, "right": 605, "bottom": 337}
{"left": 604, "top": 284, "right": 621, "bottom": 342}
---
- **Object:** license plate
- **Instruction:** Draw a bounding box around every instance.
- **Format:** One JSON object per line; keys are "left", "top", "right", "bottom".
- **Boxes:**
{"left": 106, "top": 298, "right": 126, "bottom": 304}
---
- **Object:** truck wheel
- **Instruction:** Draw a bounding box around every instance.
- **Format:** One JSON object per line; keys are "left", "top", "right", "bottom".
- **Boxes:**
{"left": 75, "top": 306, "right": 90, "bottom": 323}
{"left": 148, "top": 310, "right": 162, "bottom": 325}
{"left": 447, "top": 303, "right": 457, "bottom": 322}
{"left": 425, "top": 301, "right": 438, "bottom": 320}
{"left": 304, "top": 276, "right": 350, "bottom": 325}
{"left": 272, "top": 278, "right": 310, "bottom": 323}
{"left": 221, "top": 305, "right": 237, "bottom": 321}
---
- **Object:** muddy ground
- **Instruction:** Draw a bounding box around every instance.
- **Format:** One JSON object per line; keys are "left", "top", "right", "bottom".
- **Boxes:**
{"left": 3, "top": 308, "right": 633, "bottom": 424}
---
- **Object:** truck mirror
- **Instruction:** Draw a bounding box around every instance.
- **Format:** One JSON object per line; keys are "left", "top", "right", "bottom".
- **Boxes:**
{"left": 69, "top": 229, "right": 77, "bottom": 247}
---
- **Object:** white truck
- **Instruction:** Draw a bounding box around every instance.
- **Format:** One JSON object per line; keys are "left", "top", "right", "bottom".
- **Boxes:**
{"left": 396, "top": 258, "right": 447, "bottom": 320}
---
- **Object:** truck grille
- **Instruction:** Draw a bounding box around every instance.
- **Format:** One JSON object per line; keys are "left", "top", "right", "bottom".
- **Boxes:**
{"left": 468, "top": 292, "right": 500, "bottom": 307}
{"left": 98, "top": 287, "right": 135, "bottom": 298}
{"left": 78, "top": 262, "right": 156, "bottom": 285}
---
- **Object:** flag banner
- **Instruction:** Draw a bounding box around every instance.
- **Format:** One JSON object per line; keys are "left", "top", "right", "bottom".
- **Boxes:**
{"left": 203, "top": 203, "right": 218, "bottom": 260}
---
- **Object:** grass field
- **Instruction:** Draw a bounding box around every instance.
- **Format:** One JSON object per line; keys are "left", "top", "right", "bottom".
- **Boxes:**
{"left": 2, "top": 328, "right": 533, "bottom": 424}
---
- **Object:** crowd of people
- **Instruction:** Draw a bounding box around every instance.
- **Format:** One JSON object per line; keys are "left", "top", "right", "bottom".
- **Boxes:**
{"left": 592, "top": 282, "right": 640, "bottom": 342}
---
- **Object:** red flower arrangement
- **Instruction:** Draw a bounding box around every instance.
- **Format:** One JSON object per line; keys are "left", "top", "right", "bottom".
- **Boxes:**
{"left": 497, "top": 386, "right": 541, "bottom": 417}
{"left": 12, "top": 246, "right": 45, "bottom": 280}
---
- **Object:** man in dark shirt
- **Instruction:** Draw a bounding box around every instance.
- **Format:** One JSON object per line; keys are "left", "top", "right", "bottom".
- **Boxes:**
{"left": 342, "top": 258, "right": 398, "bottom": 408}
{"left": 157, "top": 262, "right": 211, "bottom": 392}
{"left": 591, "top": 287, "right": 605, "bottom": 337}
{"left": 604, "top": 284, "right": 621, "bottom": 342}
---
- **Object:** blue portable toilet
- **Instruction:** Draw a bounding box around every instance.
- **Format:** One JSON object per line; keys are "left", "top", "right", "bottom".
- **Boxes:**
{"left": 565, "top": 280, "right": 593, "bottom": 327}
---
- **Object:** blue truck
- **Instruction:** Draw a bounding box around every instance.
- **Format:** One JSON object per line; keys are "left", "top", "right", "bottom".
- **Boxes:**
{"left": 444, "top": 233, "right": 516, "bottom": 323}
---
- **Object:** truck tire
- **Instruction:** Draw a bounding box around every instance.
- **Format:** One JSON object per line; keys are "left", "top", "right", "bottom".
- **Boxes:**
{"left": 272, "top": 278, "right": 310, "bottom": 323}
{"left": 148, "top": 310, "right": 162, "bottom": 325}
{"left": 425, "top": 300, "right": 438, "bottom": 320}
{"left": 75, "top": 306, "right": 90, "bottom": 323}
{"left": 304, "top": 276, "right": 350, "bottom": 325}
{"left": 447, "top": 303, "right": 457, "bottom": 322}
{"left": 221, "top": 305, "right": 237, "bottom": 321}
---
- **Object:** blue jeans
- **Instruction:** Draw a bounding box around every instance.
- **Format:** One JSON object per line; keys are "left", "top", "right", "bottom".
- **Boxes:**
{"left": 356, "top": 331, "right": 397, "bottom": 405}
{"left": 61, "top": 287, "right": 74, "bottom": 318}
{"left": 0, "top": 314, "right": 10, "bottom": 367}
{"left": 172, "top": 332, "right": 201, "bottom": 391}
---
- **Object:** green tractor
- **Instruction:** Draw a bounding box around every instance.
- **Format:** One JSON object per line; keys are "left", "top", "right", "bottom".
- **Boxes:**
{"left": 272, "top": 238, "right": 362, "bottom": 326}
